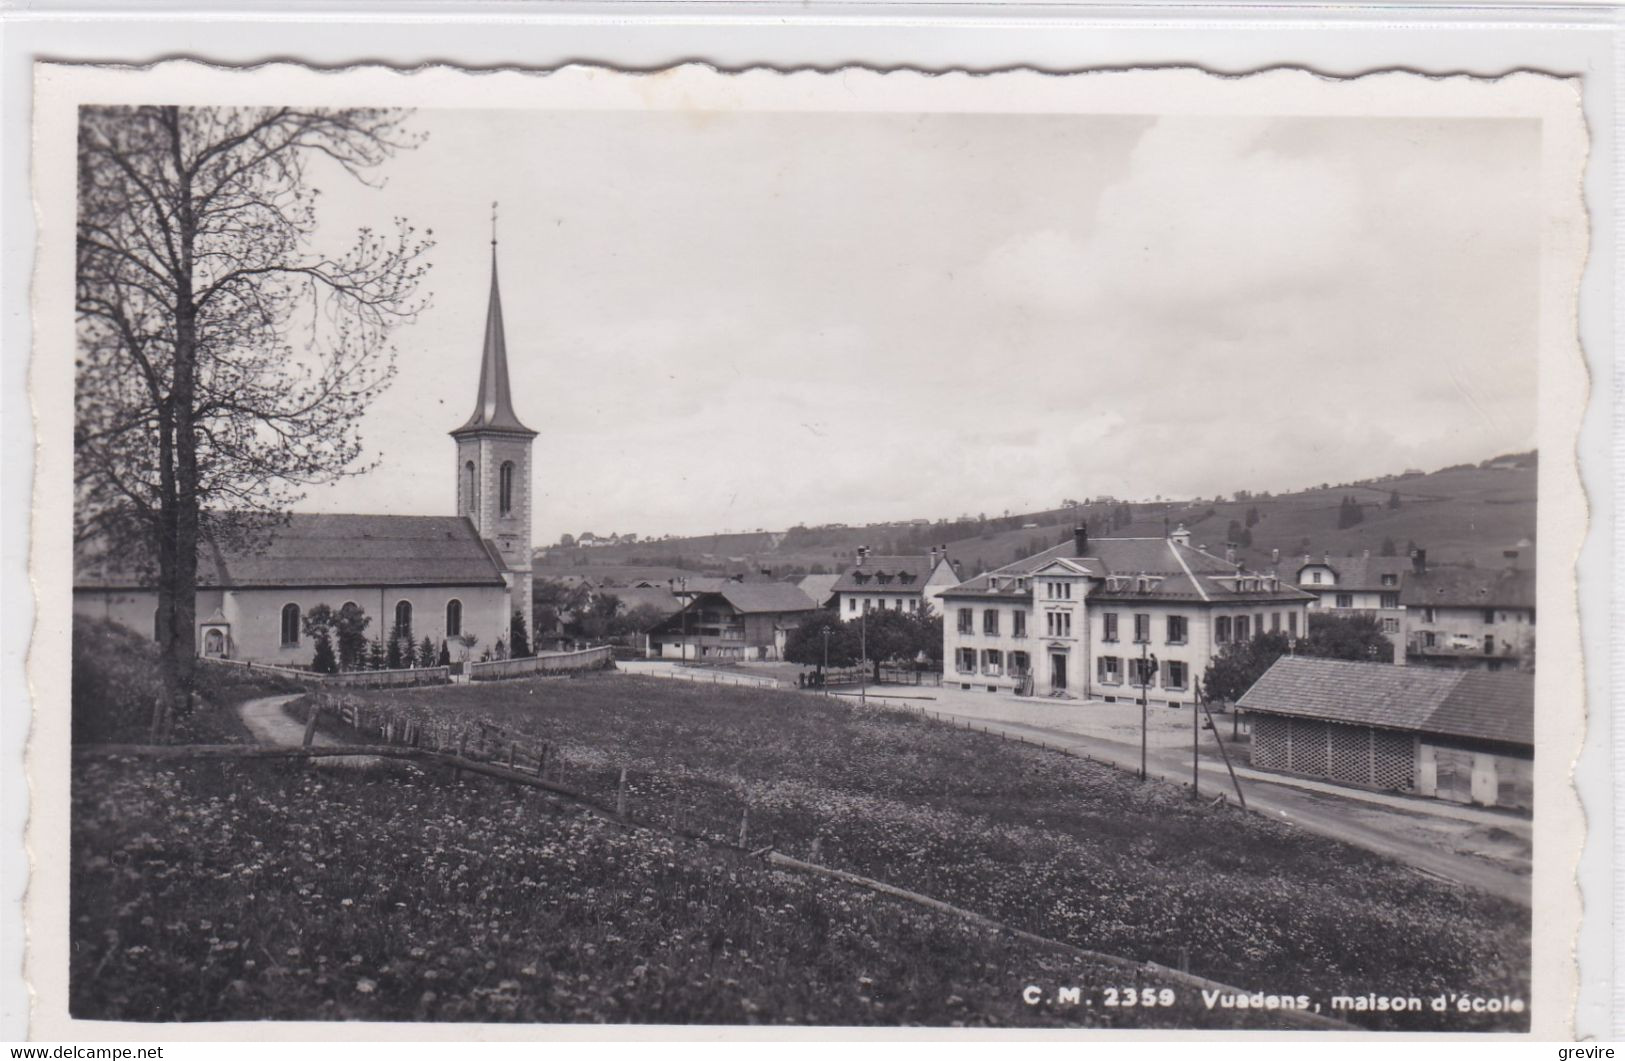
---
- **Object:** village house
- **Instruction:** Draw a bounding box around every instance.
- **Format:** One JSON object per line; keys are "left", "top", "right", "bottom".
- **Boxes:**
{"left": 74, "top": 241, "right": 537, "bottom": 664}
{"left": 827, "top": 546, "right": 961, "bottom": 617}
{"left": 1400, "top": 550, "right": 1536, "bottom": 671}
{"left": 645, "top": 584, "right": 819, "bottom": 661}
{"left": 1237, "top": 656, "right": 1532, "bottom": 810}
{"left": 938, "top": 527, "right": 1314, "bottom": 704}
{"left": 1293, "top": 551, "right": 1412, "bottom": 660}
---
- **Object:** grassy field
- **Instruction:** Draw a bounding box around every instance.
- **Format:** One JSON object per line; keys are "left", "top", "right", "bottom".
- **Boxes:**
{"left": 73, "top": 756, "right": 1259, "bottom": 1027}
{"left": 284, "top": 674, "right": 1530, "bottom": 1031}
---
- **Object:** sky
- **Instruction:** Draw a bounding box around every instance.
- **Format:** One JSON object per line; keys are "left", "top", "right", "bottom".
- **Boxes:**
{"left": 296, "top": 108, "right": 1541, "bottom": 543}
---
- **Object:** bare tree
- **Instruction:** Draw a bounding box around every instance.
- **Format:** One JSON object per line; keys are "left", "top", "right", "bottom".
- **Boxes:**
{"left": 75, "top": 106, "right": 434, "bottom": 716}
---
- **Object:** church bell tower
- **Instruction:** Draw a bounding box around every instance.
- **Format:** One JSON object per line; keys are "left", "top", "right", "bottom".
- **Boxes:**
{"left": 451, "top": 213, "right": 537, "bottom": 647}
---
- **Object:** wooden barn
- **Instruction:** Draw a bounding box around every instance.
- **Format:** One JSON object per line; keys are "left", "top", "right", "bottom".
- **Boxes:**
{"left": 1237, "top": 656, "right": 1533, "bottom": 810}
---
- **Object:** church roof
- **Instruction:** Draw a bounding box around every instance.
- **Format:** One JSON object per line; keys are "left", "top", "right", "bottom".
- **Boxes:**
{"left": 451, "top": 242, "right": 536, "bottom": 438}
{"left": 75, "top": 514, "right": 509, "bottom": 591}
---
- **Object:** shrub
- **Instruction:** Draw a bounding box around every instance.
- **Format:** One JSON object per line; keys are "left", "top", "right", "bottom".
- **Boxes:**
{"left": 72, "top": 618, "right": 167, "bottom": 744}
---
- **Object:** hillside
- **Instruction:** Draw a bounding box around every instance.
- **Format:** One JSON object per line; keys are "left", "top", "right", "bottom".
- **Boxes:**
{"left": 536, "top": 453, "right": 1535, "bottom": 581}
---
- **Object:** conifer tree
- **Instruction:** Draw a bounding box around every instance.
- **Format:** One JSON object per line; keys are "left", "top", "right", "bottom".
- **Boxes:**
{"left": 510, "top": 609, "right": 532, "bottom": 658}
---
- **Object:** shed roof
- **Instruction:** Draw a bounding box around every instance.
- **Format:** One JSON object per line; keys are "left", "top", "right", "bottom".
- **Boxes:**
{"left": 1237, "top": 656, "right": 1533, "bottom": 747}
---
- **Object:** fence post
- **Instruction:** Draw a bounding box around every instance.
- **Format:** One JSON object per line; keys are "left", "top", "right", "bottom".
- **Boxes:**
{"left": 737, "top": 807, "right": 749, "bottom": 848}
{"left": 535, "top": 742, "right": 548, "bottom": 777}
{"left": 507, "top": 742, "right": 517, "bottom": 769}
{"left": 301, "top": 702, "right": 321, "bottom": 748}
{"left": 616, "top": 766, "right": 628, "bottom": 818}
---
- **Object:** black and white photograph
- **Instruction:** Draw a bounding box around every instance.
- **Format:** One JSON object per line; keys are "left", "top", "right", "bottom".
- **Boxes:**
{"left": 26, "top": 61, "right": 1589, "bottom": 1038}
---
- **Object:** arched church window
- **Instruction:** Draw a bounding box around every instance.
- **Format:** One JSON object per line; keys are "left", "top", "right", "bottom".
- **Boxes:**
{"left": 499, "top": 461, "right": 515, "bottom": 516}
{"left": 464, "top": 461, "right": 477, "bottom": 515}
{"left": 280, "top": 603, "right": 301, "bottom": 646}
{"left": 446, "top": 598, "right": 462, "bottom": 638}
{"left": 395, "top": 599, "right": 413, "bottom": 633}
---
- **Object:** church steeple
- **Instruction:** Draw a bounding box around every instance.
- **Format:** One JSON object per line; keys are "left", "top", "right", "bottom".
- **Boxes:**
{"left": 451, "top": 210, "right": 536, "bottom": 439}
{"left": 450, "top": 209, "right": 537, "bottom": 650}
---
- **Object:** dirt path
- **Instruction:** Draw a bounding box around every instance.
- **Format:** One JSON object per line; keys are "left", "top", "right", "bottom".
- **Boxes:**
{"left": 236, "top": 693, "right": 378, "bottom": 766}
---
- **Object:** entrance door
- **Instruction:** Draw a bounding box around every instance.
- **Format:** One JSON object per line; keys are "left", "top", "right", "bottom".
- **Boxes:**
{"left": 1049, "top": 652, "right": 1068, "bottom": 693}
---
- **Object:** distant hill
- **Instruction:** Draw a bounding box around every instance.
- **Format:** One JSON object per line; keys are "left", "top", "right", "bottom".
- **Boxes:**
{"left": 535, "top": 451, "right": 1536, "bottom": 582}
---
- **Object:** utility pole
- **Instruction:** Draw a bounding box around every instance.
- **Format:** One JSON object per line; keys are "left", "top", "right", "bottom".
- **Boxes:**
{"left": 1191, "top": 677, "right": 1201, "bottom": 800}
{"left": 860, "top": 608, "right": 868, "bottom": 709}
{"left": 1138, "top": 639, "right": 1149, "bottom": 781}
{"left": 677, "top": 577, "right": 689, "bottom": 663}
{"left": 821, "top": 627, "right": 830, "bottom": 697}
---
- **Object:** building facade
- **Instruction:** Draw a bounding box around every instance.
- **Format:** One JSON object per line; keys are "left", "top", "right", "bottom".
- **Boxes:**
{"left": 646, "top": 584, "right": 819, "bottom": 660}
{"left": 1400, "top": 554, "right": 1535, "bottom": 671}
{"left": 939, "top": 528, "right": 1314, "bottom": 704}
{"left": 74, "top": 241, "right": 538, "bottom": 665}
{"left": 827, "top": 547, "right": 960, "bottom": 617}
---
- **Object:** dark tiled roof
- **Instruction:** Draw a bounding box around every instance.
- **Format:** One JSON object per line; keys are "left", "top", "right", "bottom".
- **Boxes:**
{"left": 940, "top": 537, "right": 1313, "bottom": 604}
{"left": 1400, "top": 566, "right": 1536, "bottom": 610}
{"left": 715, "top": 584, "right": 819, "bottom": 614}
{"left": 831, "top": 555, "right": 939, "bottom": 594}
{"left": 1237, "top": 656, "right": 1533, "bottom": 747}
{"left": 75, "top": 514, "right": 509, "bottom": 590}
{"left": 1293, "top": 555, "right": 1412, "bottom": 592}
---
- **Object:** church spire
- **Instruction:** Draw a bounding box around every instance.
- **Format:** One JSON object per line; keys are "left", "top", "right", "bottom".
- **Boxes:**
{"left": 452, "top": 207, "right": 536, "bottom": 438}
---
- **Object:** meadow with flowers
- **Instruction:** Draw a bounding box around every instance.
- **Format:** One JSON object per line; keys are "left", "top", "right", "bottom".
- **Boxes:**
{"left": 71, "top": 631, "right": 1528, "bottom": 1029}
{"left": 285, "top": 673, "right": 1530, "bottom": 1031}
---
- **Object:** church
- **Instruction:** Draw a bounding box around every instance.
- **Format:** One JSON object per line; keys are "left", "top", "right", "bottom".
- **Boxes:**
{"left": 73, "top": 243, "right": 537, "bottom": 666}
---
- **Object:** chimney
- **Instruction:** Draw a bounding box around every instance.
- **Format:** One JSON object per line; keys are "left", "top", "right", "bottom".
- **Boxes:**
{"left": 857, "top": 546, "right": 868, "bottom": 566}
{"left": 1170, "top": 523, "right": 1192, "bottom": 548}
{"left": 1225, "top": 544, "right": 1237, "bottom": 565}
{"left": 1271, "top": 547, "right": 1280, "bottom": 565}
{"left": 1074, "top": 525, "right": 1088, "bottom": 557}
{"left": 1363, "top": 548, "right": 1371, "bottom": 560}
{"left": 1412, "top": 548, "right": 1428, "bottom": 576}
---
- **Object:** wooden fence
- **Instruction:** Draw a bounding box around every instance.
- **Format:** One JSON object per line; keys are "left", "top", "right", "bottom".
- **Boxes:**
{"left": 467, "top": 646, "right": 614, "bottom": 681}
{"left": 197, "top": 656, "right": 450, "bottom": 688}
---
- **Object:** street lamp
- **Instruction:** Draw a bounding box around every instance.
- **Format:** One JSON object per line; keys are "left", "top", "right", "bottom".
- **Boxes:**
{"left": 821, "top": 627, "right": 830, "bottom": 696}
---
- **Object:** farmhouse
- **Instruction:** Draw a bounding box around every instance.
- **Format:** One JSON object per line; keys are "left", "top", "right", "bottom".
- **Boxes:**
{"left": 1400, "top": 551, "right": 1535, "bottom": 671}
{"left": 938, "top": 527, "right": 1313, "bottom": 704}
{"left": 646, "top": 584, "right": 819, "bottom": 660}
{"left": 1237, "top": 656, "right": 1532, "bottom": 810}
{"left": 828, "top": 546, "right": 960, "bottom": 616}
{"left": 73, "top": 243, "right": 537, "bottom": 665}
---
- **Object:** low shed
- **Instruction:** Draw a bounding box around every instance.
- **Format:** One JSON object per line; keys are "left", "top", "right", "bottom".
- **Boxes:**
{"left": 1237, "top": 656, "right": 1532, "bottom": 810}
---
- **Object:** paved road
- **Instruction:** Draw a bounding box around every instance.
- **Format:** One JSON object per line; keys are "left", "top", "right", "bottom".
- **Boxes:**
{"left": 906, "top": 704, "right": 1531, "bottom": 907}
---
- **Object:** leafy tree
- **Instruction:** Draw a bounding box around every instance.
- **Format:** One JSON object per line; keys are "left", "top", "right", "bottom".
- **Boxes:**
{"left": 310, "top": 629, "right": 337, "bottom": 674}
{"left": 75, "top": 106, "right": 432, "bottom": 716}
{"left": 1387, "top": 489, "right": 1403, "bottom": 510}
{"left": 616, "top": 604, "right": 671, "bottom": 636}
{"left": 1202, "top": 632, "right": 1290, "bottom": 703}
{"left": 1245, "top": 506, "right": 1260, "bottom": 528}
{"left": 558, "top": 533, "right": 576, "bottom": 547}
{"left": 509, "top": 609, "right": 531, "bottom": 658}
{"left": 456, "top": 633, "right": 478, "bottom": 662}
{"left": 1336, "top": 496, "right": 1365, "bottom": 529}
{"left": 1303, "top": 612, "right": 1394, "bottom": 663}
{"left": 303, "top": 603, "right": 370, "bottom": 671}
{"left": 784, "top": 611, "right": 859, "bottom": 672}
